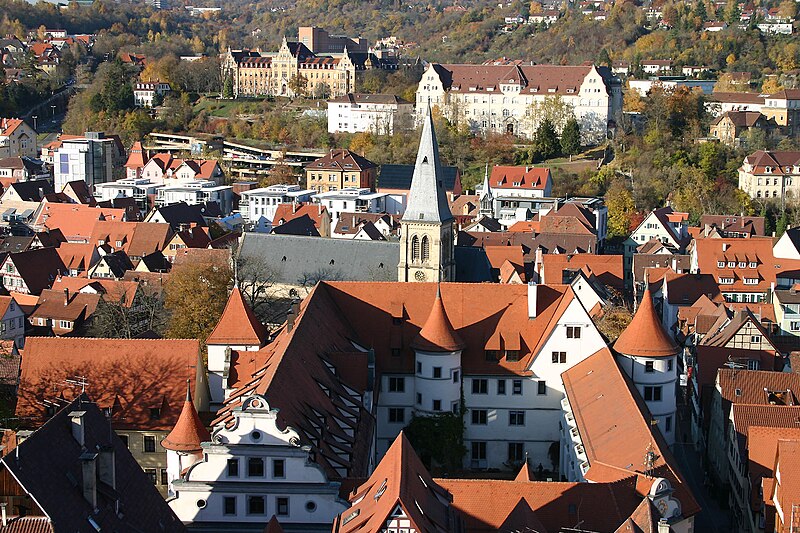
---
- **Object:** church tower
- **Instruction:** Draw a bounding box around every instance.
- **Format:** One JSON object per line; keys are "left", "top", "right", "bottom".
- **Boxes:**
{"left": 479, "top": 164, "right": 493, "bottom": 218}
{"left": 398, "top": 107, "right": 455, "bottom": 282}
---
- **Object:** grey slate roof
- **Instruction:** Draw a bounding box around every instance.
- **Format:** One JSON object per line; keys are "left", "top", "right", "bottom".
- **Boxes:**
{"left": 238, "top": 233, "right": 398, "bottom": 284}
{"left": 402, "top": 107, "right": 453, "bottom": 223}
{"left": 378, "top": 164, "right": 460, "bottom": 192}
{"left": 1, "top": 396, "right": 186, "bottom": 532}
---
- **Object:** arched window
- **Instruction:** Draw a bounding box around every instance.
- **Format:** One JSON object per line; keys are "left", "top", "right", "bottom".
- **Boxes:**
{"left": 411, "top": 235, "right": 420, "bottom": 262}
{"left": 421, "top": 236, "right": 431, "bottom": 263}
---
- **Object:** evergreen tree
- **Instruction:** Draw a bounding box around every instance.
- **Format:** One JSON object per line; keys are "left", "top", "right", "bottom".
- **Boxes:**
{"left": 534, "top": 118, "right": 560, "bottom": 161}
{"left": 597, "top": 48, "right": 611, "bottom": 68}
{"left": 560, "top": 117, "right": 581, "bottom": 159}
{"left": 694, "top": 0, "right": 708, "bottom": 21}
{"left": 222, "top": 74, "right": 234, "bottom": 99}
{"left": 777, "top": 211, "right": 790, "bottom": 237}
{"left": 762, "top": 204, "right": 776, "bottom": 236}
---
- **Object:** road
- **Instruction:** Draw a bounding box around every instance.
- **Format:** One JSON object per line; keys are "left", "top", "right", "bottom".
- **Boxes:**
{"left": 673, "top": 399, "right": 733, "bottom": 532}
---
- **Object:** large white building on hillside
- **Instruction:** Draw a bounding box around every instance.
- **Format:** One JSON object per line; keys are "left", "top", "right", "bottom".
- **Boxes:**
{"left": 328, "top": 93, "right": 414, "bottom": 135}
{"left": 415, "top": 63, "right": 622, "bottom": 143}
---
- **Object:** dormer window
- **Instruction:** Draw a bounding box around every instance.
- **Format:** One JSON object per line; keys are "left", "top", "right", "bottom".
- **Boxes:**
{"left": 717, "top": 261, "right": 725, "bottom": 268}
{"left": 728, "top": 261, "right": 736, "bottom": 268}
{"left": 738, "top": 262, "right": 746, "bottom": 268}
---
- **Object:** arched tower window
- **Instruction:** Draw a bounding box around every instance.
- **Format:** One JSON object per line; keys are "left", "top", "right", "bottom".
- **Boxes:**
{"left": 411, "top": 235, "right": 420, "bottom": 262}
{"left": 421, "top": 236, "right": 430, "bottom": 263}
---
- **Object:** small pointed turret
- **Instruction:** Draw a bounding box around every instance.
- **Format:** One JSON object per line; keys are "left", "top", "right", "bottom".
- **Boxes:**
{"left": 206, "top": 287, "right": 268, "bottom": 346}
{"left": 161, "top": 381, "right": 210, "bottom": 453}
{"left": 614, "top": 286, "right": 678, "bottom": 358}
{"left": 403, "top": 106, "right": 453, "bottom": 223}
{"left": 411, "top": 286, "right": 464, "bottom": 352}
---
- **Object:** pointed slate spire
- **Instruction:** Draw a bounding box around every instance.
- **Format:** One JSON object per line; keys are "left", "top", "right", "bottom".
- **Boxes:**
{"left": 403, "top": 105, "right": 453, "bottom": 223}
{"left": 480, "top": 163, "right": 492, "bottom": 201}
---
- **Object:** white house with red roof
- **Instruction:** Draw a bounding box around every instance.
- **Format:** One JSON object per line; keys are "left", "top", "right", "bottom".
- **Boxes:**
{"left": 738, "top": 149, "right": 800, "bottom": 201}
{"left": 630, "top": 206, "right": 690, "bottom": 252}
{"left": 416, "top": 63, "right": 622, "bottom": 142}
{"left": 0, "top": 118, "right": 36, "bottom": 159}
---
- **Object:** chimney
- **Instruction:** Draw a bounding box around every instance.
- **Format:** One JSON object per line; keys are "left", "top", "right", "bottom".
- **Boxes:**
{"left": 657, "top": 518, "right": 670, "bottom": 533}
{"left": 64, "top": 288, "right": 69, "bottom": 306}
{"left": 69, "top": 410, "right": 86, "bottom": 447}
{"left": 97, "top": 446, "right": 116, "bottom": 489}
{"left": 80, "top": 452, "right": 98, "bottom": 508}
{"left": 1, "top": 502, "right": 6, "bottom": 527}
{"left": 671, "top": 257, "right": 677, "bottom": 272}
{"left": 527, "top": 281, "right": 538, "bottom": 319}
{"left": 286, "top": 309, "right": 296, "bottom": 332}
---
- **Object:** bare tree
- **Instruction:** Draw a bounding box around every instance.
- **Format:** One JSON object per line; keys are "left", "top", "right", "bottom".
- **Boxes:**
{"left": 231, "top": 240, "right": 281, "bottom": 321}
{"left": 89, "top": 287, "right": 168, "bottom": 339}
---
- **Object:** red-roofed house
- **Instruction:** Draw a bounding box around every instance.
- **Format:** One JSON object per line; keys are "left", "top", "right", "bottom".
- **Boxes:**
{"left": 691, "top": 236, "right": 777, "bottom": 303}
{"left": 739, "top": 150, "right": 800, "bottom": 202}
{"left": 15, "top": 337, "right": 208, "bottom": 496}
{"left": 272, "top": 203, "right": 332, "bottom": 237}
{"left": 487, "top": 166, "right": 552, "bottom": 198}
{"left": 0, "top": 118, "right": 36, "bottom": 158}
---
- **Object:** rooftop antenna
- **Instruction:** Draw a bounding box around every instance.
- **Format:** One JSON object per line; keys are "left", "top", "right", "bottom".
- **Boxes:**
{"left": 65, "top": 376, "right": 89, "bottom": 394}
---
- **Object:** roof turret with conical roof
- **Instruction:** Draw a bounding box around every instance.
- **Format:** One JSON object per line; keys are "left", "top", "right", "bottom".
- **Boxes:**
{"left": 614, "top": 286, "right": 678, "bottom": 358}
{"left": 162, "top": 381, "right": 210, "bottom": 453}
{"left": 206, "top": 287, "right": 268, "bottom": 346}
{"left": 410, "top": 286, "right": 465, "bottom": 352}
{"left": 402, "top": 105, "right": 453, "bottom": 223}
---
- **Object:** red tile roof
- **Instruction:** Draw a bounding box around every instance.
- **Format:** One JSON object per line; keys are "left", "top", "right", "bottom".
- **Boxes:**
{"left": 206, "top": 287, "right": 268, "bottom": 346}
{"left": 615, "top": 287, "right": 678, "bottom": 358}
{"left": 272, "top": 203, "right": 329, "bottom": 228}
{"left": 306, "top": 149, "right": 377, "bottom": 172}
{"left": 125, "top": 141, "right": 148, "bottom": 169}
{"left": 16, "top": 337, "right": 203, "bottom": 431}
{"left": 541, "top": 254, "right": 624, "bottom": 293}
{"left": 0, "top": 118, "right": 25, "bottom": 137}
{"left": 161, "top": 383, "right": 210, "bottom": 453}
{"left": 694, "top": 236, "right": 777, "bottom": 293}
{"left": 334, "top": 433, "right": 455, "bottom": 533}
{"left": 561, "top": 348, "right": 700, "bottom": 517}
{"left": 747, "top": 426, "right": 800, "bottom": 511}
{"left": 410, "top": 288, "right": 465, "bottom": 352}
{"left": 440, "top": 477, "right": 643, "bottom": 533}
{"left": 489, "top": 166, "right": 551, "bottom": 190}
{"left": 770, "top": 439, "right": 800, "bottom": 531}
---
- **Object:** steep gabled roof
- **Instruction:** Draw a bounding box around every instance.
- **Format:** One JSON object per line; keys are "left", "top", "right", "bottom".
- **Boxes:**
{"left": 336, "top": 433, "right": 455, "bottom": 533}
{"left": 614, "top": 287, "right": 678, "bottom": 358}
{"left": 1, "top": 397, "right": 186, "bottom": 532}
{"left": 561, "top": 348, "right": 700, "bottom": 517}
{"left": 206, "top": 287, "right": 268, "bottom": 346}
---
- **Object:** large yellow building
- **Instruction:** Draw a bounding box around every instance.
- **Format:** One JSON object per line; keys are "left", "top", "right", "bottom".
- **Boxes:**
{"left": 221, "top": 29, "right": 395, "bottom": 99}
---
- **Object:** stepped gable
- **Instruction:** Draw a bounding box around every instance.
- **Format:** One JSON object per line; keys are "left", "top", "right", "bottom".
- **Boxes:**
{"left": 614, "top": 286, "right": 678, "bottom": 358}
{"left": 161, "top": 381, "right": 210, "bottom": 453}
{"left": 206, "top": 287, "right": 268, "bottom": 346}
{"left": 410, "top": 286, "right": 465, "bottom": 352}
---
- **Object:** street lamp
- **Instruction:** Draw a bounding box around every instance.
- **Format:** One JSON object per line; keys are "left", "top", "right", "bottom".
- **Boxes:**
{"left": 51, "top": 105, "right": 56, "bottom": 117}
{"left": 31, "top": 115, "right": 38, "bottom": 132}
